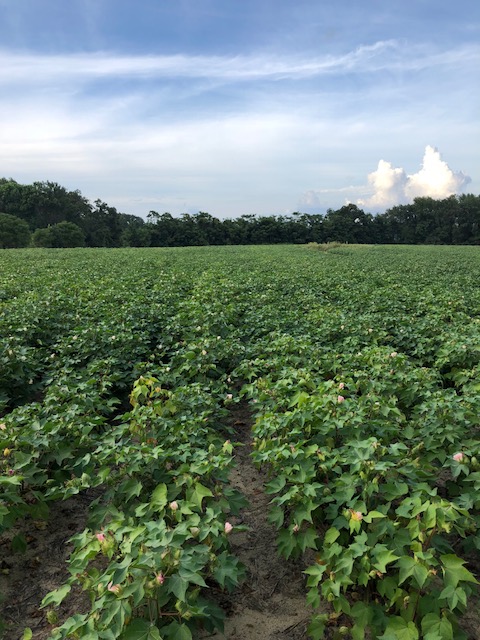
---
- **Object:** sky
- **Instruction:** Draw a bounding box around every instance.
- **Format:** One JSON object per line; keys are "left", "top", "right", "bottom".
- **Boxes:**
{"left": 0, "top": 0, "right": 479, "bottom": 219}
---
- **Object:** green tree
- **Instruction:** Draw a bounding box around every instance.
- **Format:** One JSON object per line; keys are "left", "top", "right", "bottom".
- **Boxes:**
{"left": 0, "top": 212, "right": 31, "bottom": 248}
{"left": 32, "top": 222, "right": 85, "bottom": 248}
{"left": 323, "top": 204, "right": 373, "bottom": 243}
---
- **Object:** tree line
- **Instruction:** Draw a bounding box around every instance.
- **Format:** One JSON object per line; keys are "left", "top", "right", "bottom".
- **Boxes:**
{"left": 0, "top": 177, "right": 479, "bottom": 248}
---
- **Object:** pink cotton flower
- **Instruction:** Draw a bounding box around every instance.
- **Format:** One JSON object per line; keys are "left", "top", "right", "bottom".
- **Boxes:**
{"left": 155, "top": 572, "right": 165, "bottom": 585}
{"left": 350, "top": 510, "right": 363, "bottom": 522}
{"left": 338, "top": 382, "right": 345, "bottom": 390}
{"left": 453, "top": 452, "right": 465, "bottom": 462}
{"left": 96, "top": 532, "right": 106, "bottom": 542}
{"left": 107, "top": 582, "right": 121, "bottom": 594}
{"left": 224, "top": 522, "right": 233, "bottom": 535}
{"left": 337, "top": 395, "right": 345, "bottom": 403}
{"left": 169, "top": 501, "right": 179, "bottom": 511}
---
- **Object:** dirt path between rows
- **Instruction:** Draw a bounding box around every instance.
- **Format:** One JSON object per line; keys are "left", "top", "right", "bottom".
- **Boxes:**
{"left": 200, "top": 401, "right": 321, "bottom": 640}
{"left": 0, "top": 490, "right": 95, "bottom": 640}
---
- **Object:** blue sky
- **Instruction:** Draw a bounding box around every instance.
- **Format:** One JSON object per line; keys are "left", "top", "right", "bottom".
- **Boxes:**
{"left": 0, "top": 0, "right": 478, "bottom": 218}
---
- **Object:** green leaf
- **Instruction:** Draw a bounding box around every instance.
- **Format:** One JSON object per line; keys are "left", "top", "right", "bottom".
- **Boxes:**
{"left": 267, "top": 505, "right": 284, "bottom": 528}
{"left": 304, "top": 563, "right": 327, "bottom": 587}
{"left": 277, "top": 528, "right": 297, "bottom": 559}
{"left": 378, "top": 616, "right": 419, "bottom": 640}
{"left": 265, "top": 475, "right": 286, "bottom": 494}
{"left": 324, "top": 526, "right": 340, "bottom": 545}
{"left": 293, "top": 499, "right": 316, "bottom": 525}
{"left": 372, "top": 547, "right": 400, "bottom": 574}
{"left": 350, "top": 531, "right": 369, "bottom": 558}
{"left": 351, "top": 601, "right": 371, "bottom": 640}
{"left": 121, "top": 619, "right": 162, "bottom": 640}
{"left": 289, "top": 391, "right": 310, "bottom": 407}
{"left": 441, "top": 554, "right": 479, "bottom": 588}
{"left": 421, "top": 613, "right": 453, "bottom": 640}
{"left": 397, "top": 556, "right": 416, "bottom": 585}
{"left": 298, "top": 527, "right": 319, "bottom": 553}
{"left": 168, "top": 574, "right": 188, "bottom": 601}
{"left": 306, "top": 586, "right": 321, "bottom": 609}
{"left": 213, "top": 554, "right": 245, "bottom": 592}
{"left": 307, "top": 614, "right": 328, "bottom": 640}
{"left": 186, "top": 482, "right": 213, "bottom": 510}
{"left": 150, "top": 483, "right": 168, "bottom": 510}
{"left": 40, "top": 584, "right": 71, "bottom": 608}
{"left": 363, "top": 510, "right": 387, "bottom": 523}
{"left": 163, "top": 621, "right": 192, "bottom": 640}
{"left": 0, "top": 475, "right": 22, "bottom": 485}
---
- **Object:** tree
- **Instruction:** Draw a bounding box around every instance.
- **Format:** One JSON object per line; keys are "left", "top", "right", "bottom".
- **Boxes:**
{"left": 81, "top": 200, "right": 122, "bottom": 247}
{"left": 0, "top": 212, "right": 31, "bottom": 248}
{"left": 323, "top": 204, "right": 373, "bottom": 243}
{"left": 32, "top": 222, "right": 85, "bottom": 248}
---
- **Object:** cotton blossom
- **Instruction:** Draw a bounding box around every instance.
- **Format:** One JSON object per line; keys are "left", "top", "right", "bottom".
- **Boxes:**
{"left": 337, "top": 395, "right": 345, "bottom": 403}
{"left": 155, "top": 572, "right": 165, "bottom": 585}
{"left": 96, "top": 532, "right": 106, "bottom": 542}
{"left": 350, "top": 510, "right": 363, "bottom": 521}
{"left": 107, "top": 582, "right": 121, "bottom": 594}
{"left": 224, "top": 522, "right": 233, "bottom": 535}
{"left": 453, "top": 452, "right": 465, "bottom": 462}
{"left": 338, "top": 382, "right": 345, "bottom": 390}
{"left": 169, "top": 501, "right": 179, "bottom": 511}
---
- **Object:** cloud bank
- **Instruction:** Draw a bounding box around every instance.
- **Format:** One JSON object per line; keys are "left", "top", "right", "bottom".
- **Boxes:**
{"left": 357, "top": 146, "right": 471, "bottom": 209}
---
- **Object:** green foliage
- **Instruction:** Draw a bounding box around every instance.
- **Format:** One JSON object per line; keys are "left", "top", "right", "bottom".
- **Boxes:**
{"left": 0, "top": 245, "right": 479, "bottom": 639}
{"left": 0, "top": 212, "right": 31, "bottom": 248}
{"left": 2, "top": 176, "right": 480, "bottom": 246}
{"left": 32, "top": 221, "right": 86, "bottom": 247}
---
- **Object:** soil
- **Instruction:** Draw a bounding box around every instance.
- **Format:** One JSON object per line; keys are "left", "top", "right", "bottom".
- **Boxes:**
{"left": 198, "top": 400, "right": 324, "bottom": 639}
{"left": 0, "top": 490, "right": 95, "bottom": 640}
{"left": 0, "top": 401, "right": 478, "bottom": 640}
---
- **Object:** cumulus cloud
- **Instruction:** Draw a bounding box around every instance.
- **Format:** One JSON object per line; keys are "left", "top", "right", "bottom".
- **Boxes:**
{"left": 358, "top": 146, "right": 471, "bottom": 209}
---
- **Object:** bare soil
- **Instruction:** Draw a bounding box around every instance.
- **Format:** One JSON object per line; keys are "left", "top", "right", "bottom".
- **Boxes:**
{"left": 198, "top": 400, "right": 323, "bottom": 639}
{"left": 0, "top": 490, "right": 95, "bottom": 640}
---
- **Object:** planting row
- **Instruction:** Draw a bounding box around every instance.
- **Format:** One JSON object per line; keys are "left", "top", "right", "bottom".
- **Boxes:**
{"left": 1, "top": 245, "right": 480, "bottom": 639}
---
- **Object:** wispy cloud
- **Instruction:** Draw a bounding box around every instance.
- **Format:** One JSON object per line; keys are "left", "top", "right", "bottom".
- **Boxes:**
{"left": 1, "top": 41, "right": 478, "bottom": 85}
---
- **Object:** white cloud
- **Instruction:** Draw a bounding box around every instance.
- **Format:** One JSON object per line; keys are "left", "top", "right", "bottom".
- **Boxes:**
{"left": 405, "top": 146, "right": 470, "bottom": 199}
{"left": 0, "top": 41, "right": 478, "bottom": 86}
{"left": 357, "top": 146, "right": 471, "bottom": 209}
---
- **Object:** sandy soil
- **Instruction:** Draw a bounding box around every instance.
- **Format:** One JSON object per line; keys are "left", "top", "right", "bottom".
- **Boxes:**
{"left": 0, "top": 490, "right": 94, "bottom": 640}
{"left": 198, "top": 401, "right": 323, "bottom": 640}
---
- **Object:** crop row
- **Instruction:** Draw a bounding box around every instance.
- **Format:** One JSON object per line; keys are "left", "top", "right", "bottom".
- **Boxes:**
{"left": 1, "top": 245, "right": 480, "bottom": 639}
